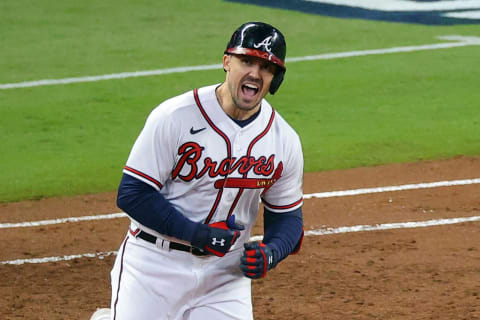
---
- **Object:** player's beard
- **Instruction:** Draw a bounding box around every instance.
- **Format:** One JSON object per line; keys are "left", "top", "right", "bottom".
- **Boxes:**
{"left": 231, "top": 94, "right": 260, "bottom": 113}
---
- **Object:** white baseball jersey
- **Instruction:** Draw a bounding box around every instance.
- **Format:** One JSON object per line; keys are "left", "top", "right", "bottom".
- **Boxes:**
{"left": 111, "top": 84, "right": 303, "bottom": 319}
{"left": 123, "top": 83, "right": 303, "bottom": 247}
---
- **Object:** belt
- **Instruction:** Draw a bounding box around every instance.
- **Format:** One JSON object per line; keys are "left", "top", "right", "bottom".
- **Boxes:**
{"left": 136, "top": 230, "right": 209, "bottom": 256}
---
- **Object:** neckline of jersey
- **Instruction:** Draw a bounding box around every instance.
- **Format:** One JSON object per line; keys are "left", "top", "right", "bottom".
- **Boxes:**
{"left": 214, "top": 83, "right": 263, "bottom": 128}
{"left": 227, "top": 107, "right": 261, "bottom": 128}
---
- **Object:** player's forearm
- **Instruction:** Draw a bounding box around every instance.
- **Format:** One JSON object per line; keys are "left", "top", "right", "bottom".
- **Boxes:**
{"left": 117, "top": 173, "right": 197, "bottom": 242}
{"left": 263, "top": 207, "right": 303, "bottom": 265}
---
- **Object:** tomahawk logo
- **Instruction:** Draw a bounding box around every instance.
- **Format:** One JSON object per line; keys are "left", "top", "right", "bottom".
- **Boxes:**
{"left": 212, "top": 238, "right": 226, "bottom": 247}
{"left": 254, "top": 36, "right": 273, "bottom": 52}
{"left": 225, "top": 0, "right": 480, "bottom": 25}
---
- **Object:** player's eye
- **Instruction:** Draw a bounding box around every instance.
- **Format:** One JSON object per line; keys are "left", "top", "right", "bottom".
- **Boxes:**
{"left": 241, "top": 57, "right": 252, "bottom": 65}
{"left": 262, "top": 62, "right": 276, "bottom": 73}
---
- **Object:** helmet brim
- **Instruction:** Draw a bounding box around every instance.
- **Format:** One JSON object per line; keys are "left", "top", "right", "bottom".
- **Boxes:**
{"left": 225, "top": 47, "right": 285, "bottom": 70}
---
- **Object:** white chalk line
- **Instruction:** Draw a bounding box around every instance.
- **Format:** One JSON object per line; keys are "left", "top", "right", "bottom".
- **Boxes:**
{"left": 1, "top": 177, "right": 480, "bottom": 265}
{"left": 2, "top": 215, "right": 480, "bottom": 265}
{"left": 304, "top": 0, "right": 480, "bottom": 12}
{"left": 304, "top": 177, "right": 480, "bottom": 199}
{"left": 0, "top": 212, "right": 127, "bottom": 229}
{"left": 1, "top": 251, "right": 118, "bottom": 266}
{"left": 1, "top": 177, "right": 479, "bottom": 230}
{"left": 1, "top": 35, "right": 479, "bottom": 90}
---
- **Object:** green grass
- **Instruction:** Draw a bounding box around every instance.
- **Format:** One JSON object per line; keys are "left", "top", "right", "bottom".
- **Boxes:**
{"left": 274, "top": 46, "right": 480, "bottom": 171}
{"left": 1, "top": 0, "right": 480, "bottom": 202}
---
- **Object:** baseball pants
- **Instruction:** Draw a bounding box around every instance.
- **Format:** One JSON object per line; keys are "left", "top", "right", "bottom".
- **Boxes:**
{"left": 110, "top": 234, "right": 254, "bottom": 320}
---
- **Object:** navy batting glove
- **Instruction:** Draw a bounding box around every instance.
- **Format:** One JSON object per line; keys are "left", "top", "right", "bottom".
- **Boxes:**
{"left": 191, "top": 215, "right": 244, "bottom": 257}
{"left": 240, "top": 242, "right": 277, "bottom": 279}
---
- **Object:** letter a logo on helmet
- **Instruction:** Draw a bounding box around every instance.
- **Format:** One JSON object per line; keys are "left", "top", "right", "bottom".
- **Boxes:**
{"left": 254, "top": 36, "right": 273, "bottom": 53}
{"left": 225, "top": 22, "right": 287, "bottom": 95}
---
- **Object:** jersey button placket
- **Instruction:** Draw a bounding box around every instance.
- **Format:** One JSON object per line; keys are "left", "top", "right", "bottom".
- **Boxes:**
{"left": 235, "top": 144, "right": 242, "bottom": 153}
{"left": 226, "top": 191, "right": 235, "bottom": 201}
{"left": 234, "top": 133, "right": 242, "bottom": 153}
{"left": 228, "top": 133, "right": 242, "bottom": 203}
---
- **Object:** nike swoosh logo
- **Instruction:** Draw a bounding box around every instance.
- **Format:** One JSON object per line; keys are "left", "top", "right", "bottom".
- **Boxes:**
{"left": 190, "top": 127, "right": 206, "bottom": 135}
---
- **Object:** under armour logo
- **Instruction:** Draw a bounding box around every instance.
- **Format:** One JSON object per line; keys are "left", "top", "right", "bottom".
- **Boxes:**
{"left": 254, "top": 36, "right": 273, "bottom": 53}
{"left": 212, "top": 238, "right": 226, "bottom": 247}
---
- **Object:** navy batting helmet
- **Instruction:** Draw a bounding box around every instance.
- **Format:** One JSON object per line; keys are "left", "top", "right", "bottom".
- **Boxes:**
{"left": 225, "top": 22, "right": 286, "bottom": 95}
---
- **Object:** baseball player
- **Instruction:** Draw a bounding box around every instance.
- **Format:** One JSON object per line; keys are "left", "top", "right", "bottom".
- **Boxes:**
{"left": 103, "top": 22, "right": 304, "bottom": 320}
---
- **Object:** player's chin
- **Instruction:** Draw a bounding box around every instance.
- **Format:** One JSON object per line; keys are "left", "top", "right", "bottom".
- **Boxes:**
{"left": 237, "top": 94, "right": 262, "bottom": 111}
{"left": 237, "top": 99, "right": 260, "bottom": 112}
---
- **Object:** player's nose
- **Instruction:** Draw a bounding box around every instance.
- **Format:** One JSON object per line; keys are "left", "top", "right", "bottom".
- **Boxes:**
{"left": 247, "top": 63, "right": 262, "bottom": 79}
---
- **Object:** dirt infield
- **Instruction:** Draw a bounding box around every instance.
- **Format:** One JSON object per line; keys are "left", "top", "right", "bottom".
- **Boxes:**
{"left": 1, "top": 156, "right": 480, "bottom": 319}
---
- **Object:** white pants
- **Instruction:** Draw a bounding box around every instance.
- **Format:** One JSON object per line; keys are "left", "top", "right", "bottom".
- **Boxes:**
{"left": 110, "top": 234, "right": 253, "bottom": 320}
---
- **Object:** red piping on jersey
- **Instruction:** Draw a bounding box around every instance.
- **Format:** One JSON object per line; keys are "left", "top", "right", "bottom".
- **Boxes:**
{"left": 193, "top": 89, "right": 232, "bottom": 224}
{"left": 228, "top": 188, "right": 244, "bottom": 216}
{"left": 113, "top": 236, "right": 129, "bottom": 320}
{"left": 228, "top": 108, "right": 277, "bottom": 215}
{"left": 193, "top": 89, "right": 232, "bottom": 157}
{"left": 124, "top": 166, "right": 163, "bottom": 189}
{"left": 193, "top": 88, "right": 280, "bottom": 221}
{"left": 262, "top": 197, "right": 303, "bottom": 211}
{"left": 209, "top": 190, "right": 224, "bottom": 222}
{"left": 246, "top": 109, "right": 275, "bottom": 159}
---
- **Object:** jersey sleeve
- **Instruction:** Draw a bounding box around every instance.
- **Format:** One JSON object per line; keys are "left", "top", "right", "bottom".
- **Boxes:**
{"left": 261, "top": 131, "right": 304, "bottom": 212}
{"left": 123, "top": 105, "right": 178, "bottom": 190}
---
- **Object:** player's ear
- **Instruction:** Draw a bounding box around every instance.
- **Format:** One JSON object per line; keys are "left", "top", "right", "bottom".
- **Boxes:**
{"left": 223, "top": 54, "right": 231, "bottom": 72}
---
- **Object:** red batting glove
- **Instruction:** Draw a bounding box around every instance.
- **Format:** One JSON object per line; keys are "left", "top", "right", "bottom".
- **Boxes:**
{"left": 240, "top": 241, "right": 277, "bottom": 279}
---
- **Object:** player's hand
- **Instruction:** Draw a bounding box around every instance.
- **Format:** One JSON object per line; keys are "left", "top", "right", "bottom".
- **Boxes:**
{"left": 191, "top": 215, "right": 244, "bottom": 257}
{"left": 240, "top": 242, "right": 277, "bottom": 279}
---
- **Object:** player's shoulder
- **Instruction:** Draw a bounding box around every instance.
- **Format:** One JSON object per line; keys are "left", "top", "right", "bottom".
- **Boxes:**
{"left": 265, "top": 101, "right": 301, "bottom": 142}
{"left": 150, "top": 89, "right": 196, "bottom": 118}
{"left": 149, "top": 84, "right": 218, "bottom": 119}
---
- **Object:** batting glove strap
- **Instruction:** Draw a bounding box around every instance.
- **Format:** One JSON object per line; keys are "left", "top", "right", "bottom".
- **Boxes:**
{"left": 240, "top": 242, "right": 277, "bottom": 279}
{"left": 191, "top": 216, "right": 243, "bottom": 257}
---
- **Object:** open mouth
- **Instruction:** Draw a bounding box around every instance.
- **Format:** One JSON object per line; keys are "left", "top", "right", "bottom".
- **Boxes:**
{"left": 241, "top": 83, "right": 259, "bottom": 98}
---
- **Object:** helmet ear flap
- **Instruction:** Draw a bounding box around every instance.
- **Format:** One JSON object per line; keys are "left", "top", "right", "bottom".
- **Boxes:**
{"left": 269, "top": 69, "right": 285, "bottom": 95}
